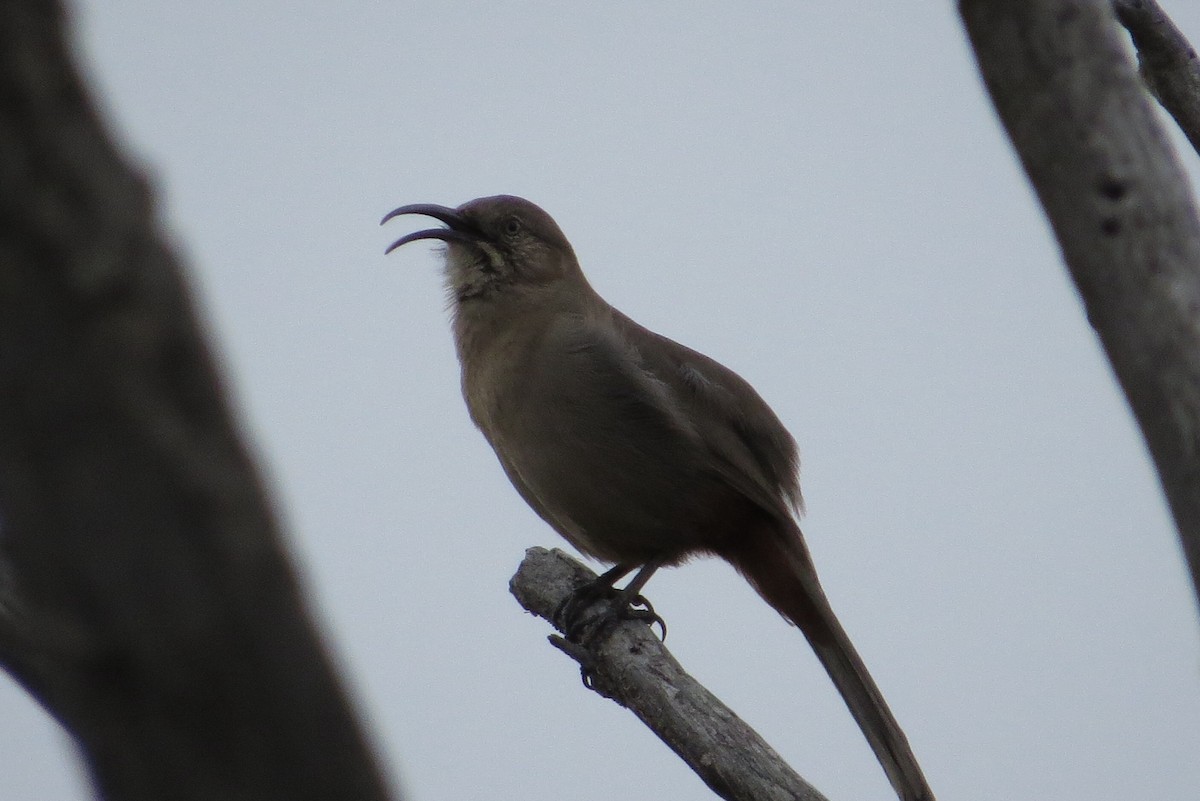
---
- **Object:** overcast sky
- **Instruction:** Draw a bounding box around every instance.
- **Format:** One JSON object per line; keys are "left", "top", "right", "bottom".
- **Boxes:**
{"left": 5, "top": 2, "right": 1200, "bottom": 800}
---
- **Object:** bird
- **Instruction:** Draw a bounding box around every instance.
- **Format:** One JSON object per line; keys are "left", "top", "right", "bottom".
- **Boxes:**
{"left": 382, "top": 194, "right": 935, "bottom": 801}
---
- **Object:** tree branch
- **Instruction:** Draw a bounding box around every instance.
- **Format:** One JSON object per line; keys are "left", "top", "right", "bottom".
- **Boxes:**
{"left": 509, "top": 547, "right": 831, "bottom": 801}
{"left": 1113, "top": 0, "right": 1200, "bottom": 156}
{"left": 958, "top": 0, "right": 1200, "bottom": 609}
{"left": 0, "top": 2, "right": 393, "bottom": 799}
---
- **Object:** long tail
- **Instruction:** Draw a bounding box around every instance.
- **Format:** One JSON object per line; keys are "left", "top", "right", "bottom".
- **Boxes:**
{"left": 719, "top": 519, "right": 935, "bottom": 801}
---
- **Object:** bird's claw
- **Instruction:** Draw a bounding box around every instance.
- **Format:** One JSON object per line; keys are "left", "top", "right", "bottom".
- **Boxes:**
{"left": 552, "top": 580, "right": 615, "bottom": 633}
{"left": 623, "top": 594, "right": 667, "bottom": 641}
{"left": 554, "top": 583, "right": 667, "bottom": 644}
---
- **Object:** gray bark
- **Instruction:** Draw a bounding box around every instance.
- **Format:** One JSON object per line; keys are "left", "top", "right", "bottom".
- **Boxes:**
{"left": 0, "top": 2, "right": 394, "bottom": 799}
{"left": 959, "top": 0, "right": 1200, "bottom": 608}
{"left": 1114, "top": 0, "right": 1200, "bottom": 157}
{"left": 510, "top": 547, "right": 831, "bottom": 801}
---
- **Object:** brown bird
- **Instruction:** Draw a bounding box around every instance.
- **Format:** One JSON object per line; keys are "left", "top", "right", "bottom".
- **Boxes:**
{"left": 383, "top": 195, "right": 935, "bottom": 801}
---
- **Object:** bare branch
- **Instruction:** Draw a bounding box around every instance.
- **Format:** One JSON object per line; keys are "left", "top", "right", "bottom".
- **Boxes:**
{"left": 0, "top": 3, "right": 393, "bottom": 799}
{"left": 510, "top": 547, "right": 831, "bottom": 801}
{"left": 1114, "top": 0, "right": 1200, "bottom": 156}
{"left": 959, "top": 0, "right": 1200, "bottom": 608}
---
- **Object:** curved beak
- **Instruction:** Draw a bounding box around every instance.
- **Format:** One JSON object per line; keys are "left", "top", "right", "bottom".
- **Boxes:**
{"left": 381, "top": 203, "right": 480, "bottom": 254}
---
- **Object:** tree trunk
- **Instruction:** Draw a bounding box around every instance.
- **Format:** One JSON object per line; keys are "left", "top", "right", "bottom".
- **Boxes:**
{"left": 960, "top": 0, "right": 1200, "bottom": 609}
{"left": 0, "top": 3, "right": 395, "bottom": 799}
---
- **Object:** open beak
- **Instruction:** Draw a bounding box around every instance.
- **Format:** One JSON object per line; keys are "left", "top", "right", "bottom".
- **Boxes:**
{"left": 381, "top": 203, "right": 480, "bottom": 254}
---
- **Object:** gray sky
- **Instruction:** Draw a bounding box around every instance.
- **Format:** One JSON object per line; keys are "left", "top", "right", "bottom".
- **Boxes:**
{"left": 5, "top": 2, "right": 1200, "bottom": 800}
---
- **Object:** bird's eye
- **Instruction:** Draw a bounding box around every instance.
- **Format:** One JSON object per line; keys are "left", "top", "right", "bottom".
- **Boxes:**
{"left": 502, "top": 217, "right": 522, "bottom": 238}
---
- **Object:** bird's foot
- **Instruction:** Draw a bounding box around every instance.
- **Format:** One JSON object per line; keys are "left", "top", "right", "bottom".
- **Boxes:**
{"left": 554, "top": 580, "right": 666, "bottom": 644}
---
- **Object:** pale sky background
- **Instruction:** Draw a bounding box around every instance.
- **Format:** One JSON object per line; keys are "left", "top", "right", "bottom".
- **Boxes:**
{"left": 4, "top": 2, "right": 1200, "bottom": 800}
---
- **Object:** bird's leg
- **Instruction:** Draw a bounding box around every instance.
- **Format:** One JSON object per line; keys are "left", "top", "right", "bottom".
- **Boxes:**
{"left": 556, "top": 560, "right": 666, "bottom": 642}
{"left": 614, "top": 560, "right": 667, "bottom": 638}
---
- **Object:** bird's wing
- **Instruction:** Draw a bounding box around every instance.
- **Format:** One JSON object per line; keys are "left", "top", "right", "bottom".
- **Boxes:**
{"left": 608, "top": 308, "right": 802, "bottom": 522}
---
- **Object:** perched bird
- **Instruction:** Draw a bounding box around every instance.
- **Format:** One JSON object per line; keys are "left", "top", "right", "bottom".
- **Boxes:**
{"left": 383, "top": 195, "right": 934, "bottom": 801}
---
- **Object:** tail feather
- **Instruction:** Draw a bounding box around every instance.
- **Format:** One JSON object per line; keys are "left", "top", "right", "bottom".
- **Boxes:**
{"left": 720, "top": 520, "right": 935, "bottom": 801}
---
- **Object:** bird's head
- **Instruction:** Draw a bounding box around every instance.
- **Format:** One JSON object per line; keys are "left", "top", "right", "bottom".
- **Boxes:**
{"left": 382, "top": 195, "right": 581, "bottom": 302}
